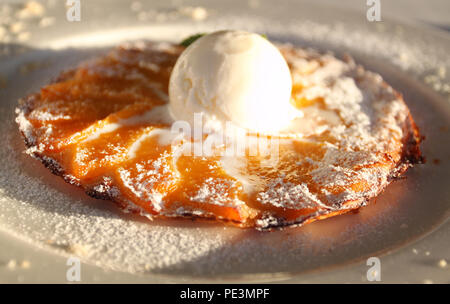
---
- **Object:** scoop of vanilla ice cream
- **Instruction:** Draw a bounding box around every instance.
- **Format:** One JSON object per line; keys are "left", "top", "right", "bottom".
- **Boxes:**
{"left": 168, "top": 30, "right": 294, "bottom": 133}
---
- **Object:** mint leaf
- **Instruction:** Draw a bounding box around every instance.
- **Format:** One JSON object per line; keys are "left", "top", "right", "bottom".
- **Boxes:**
{"left": 180, "top": 33, "right": 206, "bottom": 47}
{"left": 179, "top": 32, "right": 268, "bottom": 48}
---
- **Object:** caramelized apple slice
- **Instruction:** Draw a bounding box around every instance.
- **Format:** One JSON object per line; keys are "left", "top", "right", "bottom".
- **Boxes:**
{"left": 61, "top": 103, "right": 161, "bottom": 181}
{"left": 115, "top": 129, "right": 180, "bottom": 215}
{"left": 163, "top": 155, "right": 258, "bottom": 225}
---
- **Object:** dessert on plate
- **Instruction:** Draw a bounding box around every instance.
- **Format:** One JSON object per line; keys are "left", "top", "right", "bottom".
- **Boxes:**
{"left": 16, "top": 30, "right": 422, "bottom": 230}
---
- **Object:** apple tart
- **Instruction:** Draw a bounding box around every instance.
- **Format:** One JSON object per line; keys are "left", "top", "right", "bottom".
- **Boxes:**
{"left": 16, "top": 41, "right": 422, "bottom": 229}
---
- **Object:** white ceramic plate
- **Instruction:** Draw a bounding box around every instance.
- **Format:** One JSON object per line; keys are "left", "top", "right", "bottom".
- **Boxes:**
{"left": 0, "top": 0, "right": 449, "bottom": 283}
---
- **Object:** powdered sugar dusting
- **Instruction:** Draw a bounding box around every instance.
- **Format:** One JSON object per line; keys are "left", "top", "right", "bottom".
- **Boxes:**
{"left": 256, "top": 178, "right": 327, "bottom": 210}
{"left": 191, "top": 177, "right": 245, "bottom": 207}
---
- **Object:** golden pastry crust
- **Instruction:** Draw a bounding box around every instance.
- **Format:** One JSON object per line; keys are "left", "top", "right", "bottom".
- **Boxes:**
{"left": 16, "top": 41, "right": 422, "bottom": 230}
